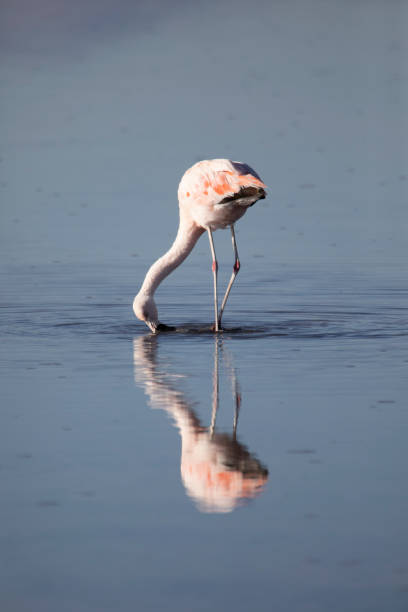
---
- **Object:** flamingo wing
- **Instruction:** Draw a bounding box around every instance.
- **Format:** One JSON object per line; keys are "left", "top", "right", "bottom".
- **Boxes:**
{"left": 209, "top": 162, "right": 267, "bottom": 205}
{"left": 213, "top": 172, "right": 266, "bottom": 206}
{"left": 178, "top": 159, "right": 267, "bottom": 208}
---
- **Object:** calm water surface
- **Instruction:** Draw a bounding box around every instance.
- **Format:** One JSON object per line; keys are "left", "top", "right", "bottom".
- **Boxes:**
{"left": 1, "top": 260, "right": 407, "bottom": 611}
{"left": 1, "top": 0, "right": 407, "bottom": 609}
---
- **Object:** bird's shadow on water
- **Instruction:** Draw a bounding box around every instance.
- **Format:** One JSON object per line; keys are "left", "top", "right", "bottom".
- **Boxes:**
{"left": 154, "top": 323, "right": 275, "bottom": 340}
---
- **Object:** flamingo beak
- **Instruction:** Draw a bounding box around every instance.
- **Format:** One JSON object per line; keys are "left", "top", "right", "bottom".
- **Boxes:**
{"left": 157, "top": 322, "right": 175, "bottom": 332}
{"left": 146, "top": 321, "right": 174, "bottom": 333}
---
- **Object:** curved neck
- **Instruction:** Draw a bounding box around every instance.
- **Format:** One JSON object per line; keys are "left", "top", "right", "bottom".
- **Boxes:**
{"left": 139, "top": 217, "right": 204, "bottom": 297}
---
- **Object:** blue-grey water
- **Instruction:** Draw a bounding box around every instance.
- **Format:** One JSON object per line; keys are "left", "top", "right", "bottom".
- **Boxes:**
{"left": 1, "top": 1, "right": 408, "bottom": 611}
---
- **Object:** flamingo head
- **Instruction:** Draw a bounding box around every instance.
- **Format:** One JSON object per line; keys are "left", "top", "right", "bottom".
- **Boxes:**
{"left": 133, "top": 293, "right": 159, "bottom": 333}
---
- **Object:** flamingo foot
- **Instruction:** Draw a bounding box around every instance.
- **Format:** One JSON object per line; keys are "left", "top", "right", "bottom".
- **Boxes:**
{"left": 211, "top": 324, "right": 224, "bottom": 333}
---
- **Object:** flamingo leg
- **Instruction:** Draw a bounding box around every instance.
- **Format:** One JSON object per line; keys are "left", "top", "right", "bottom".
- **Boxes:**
{"left": 218, "top": 224, "right": 240, "bottom": 327}
{"left": 209, "top": 335, "right": 220, "bottom": 437}
{"left": 207, "top": 228, "right": 219, "bottom": 332}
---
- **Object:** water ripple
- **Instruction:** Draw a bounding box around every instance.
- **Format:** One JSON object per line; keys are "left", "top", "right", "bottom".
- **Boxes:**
{"left": 1, "top": 302, "right": 406, "bottom": 341}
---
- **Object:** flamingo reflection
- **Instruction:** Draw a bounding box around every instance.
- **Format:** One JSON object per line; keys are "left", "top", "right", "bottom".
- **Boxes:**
{"left": 133, "top": 335, "right": 268, "bottom": 513}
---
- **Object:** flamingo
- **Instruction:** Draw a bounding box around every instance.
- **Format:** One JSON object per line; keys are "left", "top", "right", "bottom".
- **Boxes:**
{"left": 133, "top": 159, "right": 267, "bottom": 332}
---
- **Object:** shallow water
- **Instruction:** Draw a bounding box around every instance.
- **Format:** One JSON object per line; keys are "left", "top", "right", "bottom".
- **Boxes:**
{"left": 1, "top": 0, "right": 408, "bottom": 609}
{"left": 1, "top": 261, "right": 408, "bottom": 611}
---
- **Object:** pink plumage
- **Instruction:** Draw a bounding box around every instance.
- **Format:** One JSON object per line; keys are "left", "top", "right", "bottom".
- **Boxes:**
{"left": 134, "top": 159, "right": 267, "bottom": 332}
{"left": 178, "top": 159, "right": 266, "bottom": 230}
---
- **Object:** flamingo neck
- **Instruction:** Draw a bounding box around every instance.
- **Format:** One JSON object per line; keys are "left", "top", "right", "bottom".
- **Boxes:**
{"left": 139, "top": 217, "right": 204, "bottom": 297}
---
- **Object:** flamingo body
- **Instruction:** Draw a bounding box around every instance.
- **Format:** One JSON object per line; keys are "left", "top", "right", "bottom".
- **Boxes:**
{"left": 178, "top": 159, "right": 266, "bottom": 230}
{"left": 133, "top": 159, "right": 266, "bottom": 332}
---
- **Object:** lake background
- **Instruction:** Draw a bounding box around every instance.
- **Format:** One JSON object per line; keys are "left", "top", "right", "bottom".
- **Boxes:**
{"left": 1, "top": 1, "right": 408, "bottom": 611}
